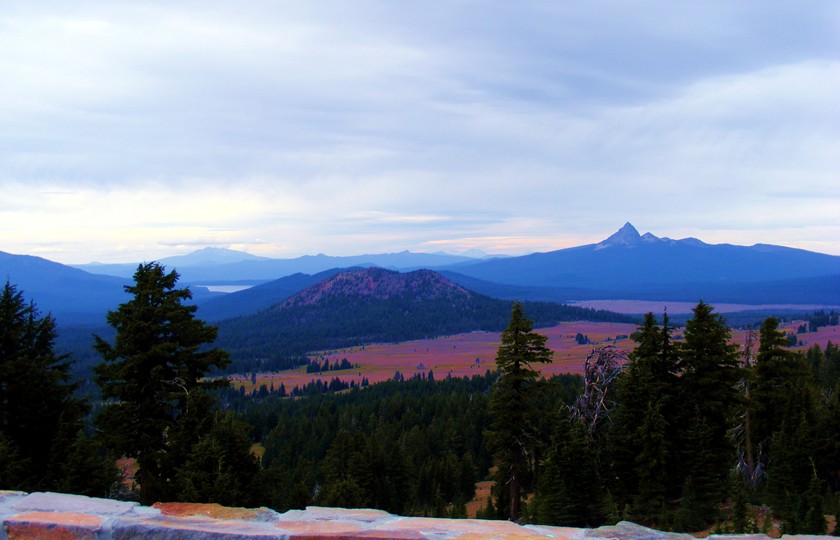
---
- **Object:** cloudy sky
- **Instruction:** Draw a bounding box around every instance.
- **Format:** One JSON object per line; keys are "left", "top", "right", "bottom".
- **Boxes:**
{"left": 2, "top": 1, "right": 838, "bottom": 264}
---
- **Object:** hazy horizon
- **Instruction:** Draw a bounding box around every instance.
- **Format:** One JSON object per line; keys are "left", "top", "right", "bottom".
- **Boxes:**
{"left": 8, "top": 221, "right": 840, "bottom": 267}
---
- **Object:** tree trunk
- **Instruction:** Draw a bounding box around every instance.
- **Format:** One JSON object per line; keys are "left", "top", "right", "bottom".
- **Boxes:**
{"left": 509, "top": 461, "right": 520, "bottom": 522}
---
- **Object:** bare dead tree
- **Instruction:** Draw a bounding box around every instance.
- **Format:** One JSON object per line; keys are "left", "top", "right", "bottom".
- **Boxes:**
{"left": 570, "top": 345, "right": 626, "bottom": 435}
{"left": 732, "top": 329, "right": 765, "bottom": 486}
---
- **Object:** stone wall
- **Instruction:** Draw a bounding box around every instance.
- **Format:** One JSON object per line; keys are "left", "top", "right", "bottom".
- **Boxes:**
{"left": 0, "top": 490, "right": 817, "bottom": 539}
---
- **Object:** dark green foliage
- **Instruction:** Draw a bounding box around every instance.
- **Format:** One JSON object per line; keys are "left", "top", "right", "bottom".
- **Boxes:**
{"left": 633, "top": 400, "right": 669, "bottom": 520}
{"left": 673, "top": 476, "right": 707, "bottom": 533}
{"left": 605, "top": 312, "right": 680, "bottom": 518}
{"left": 680, "top": 412, "right": 722, "bottom": 523}
{"left": 731, "top": 479, "right": 749, "bottom": 533}
{"left": 0, "top": 430, "right": 27, "bottom": 488}
{"left": 0, "top": 281, "right": 114, "bottom": 494}
{"left": 94, "top": 263, "right": 230, "bottom": 504}
{"left": 800, "top": 475, "right": 827, "bottom": 535}
{"left": 536, "top": 415, "right": 603, "bottom": 526}
{"left": 752, "top": 317, "right": 813, "bottom": 450}
{"left": 677, "top": 302, "right": 741, "bottom": 506}
{"left": 815, "top": 383, "right": 840, "bottom": 493}
{"left": 177, "top": 410, "right": 261, "bottom": 507}
{"left": 809, "top": 341, "right": 840, "bottom": 390}
{"left": 766, "top": 389, "right": 817, "bottom": 515}
{"left": 53, "top": 430, "right": 118, "bottom": 498}
{"left": 486, "top": 302, "right": 554, "bottom": 521}
{"left": 216, "top": 372, "right": 582, "bottom": 516}
{"left": 221, "top": 373, "right": 559, "bottom": 516}
{"left": 806, "top": 310, "right": 840, "bottom": 332}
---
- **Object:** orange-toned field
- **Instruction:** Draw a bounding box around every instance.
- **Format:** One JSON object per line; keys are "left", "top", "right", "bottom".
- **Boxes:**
{"left": 230, "top": 320, "right": 840, "bottom": 394}
{"left": 231, "top": 321, "right": 638, "bottom": 393}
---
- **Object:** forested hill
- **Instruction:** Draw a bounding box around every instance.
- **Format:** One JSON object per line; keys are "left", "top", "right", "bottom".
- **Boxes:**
{"left": 214, "top": 267, "right": 633, "bottom": 372}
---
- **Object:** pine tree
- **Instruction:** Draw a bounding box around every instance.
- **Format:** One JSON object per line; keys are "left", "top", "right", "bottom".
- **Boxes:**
{"left": 94, "top": 263, "right": 230, "bottom": 504}
{"left": 0, "top": 281, "right": 110, "bottom": 492}
{"left": 677, "top": 302, "right": 741, "bottom": 509}
{"left": 607, "top": 312, "right": 679, "bottom": 510}
{"left": 633, "top": 400, "right": 669, "bottom": 522}
{"left": 673, "top": 476, "right": 706, "bottom": 533}
{"left": 485, "top": 302, "right": 553, "bottom": 521}
{"left": 536, "top": 415, "right": 602, "bottom": 526}
{"left": 752, "top": 317, "right": 813, "bottom": 451}
{"left": 766, "top": 389, "right": 816, "bottom": 516}
{"left": 800, "top": 474, "right": 826, "bottom": 535}
{"left": 177, "top": 411, "right": 261, "bottom": 507}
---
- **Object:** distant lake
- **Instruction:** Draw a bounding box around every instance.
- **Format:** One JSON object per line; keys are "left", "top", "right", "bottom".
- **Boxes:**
{"left": 201, "top": 285, "right": 253, "bottom": 293}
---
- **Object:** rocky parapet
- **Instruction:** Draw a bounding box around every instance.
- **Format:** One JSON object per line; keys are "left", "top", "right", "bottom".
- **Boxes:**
{"left": 0, "top": 491, "right": 815, "bottom": 539}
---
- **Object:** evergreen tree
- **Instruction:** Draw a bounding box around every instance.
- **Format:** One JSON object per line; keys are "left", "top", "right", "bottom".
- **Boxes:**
{"left": 766, "top": 388, "right": 816, "bottom": 516}
{"left": 536, "top": 415, "right": 602, "bottom": 526}
{"left": 680, "top": 411, "right": 722, "bottom": 523}
{"left": 485, "top": 302, "right": 553, "bottom": 521}
{"left": 677, "top": 302, "right": 741, "bottom": 509}
{"left": 730, "top": 479, "right": 749, "bottom": 533}
{"left": 800, "top": 474, "right": 826, "bottom": 535}
{"left": 0, "top": 281, "right": 111, "bottom": 492}
{"left": 606, "top": 312, "right": 679, "bottom": 512}
{"left": 814, "top": 382, "right": 840, "bottom": 492}
{"left": 673, "top": 476, "right": 707, "bottom": 533}
{"left": 94, "top": 263, "right": 230, "bottom": 504}
{"left": 752, "top": 317, "right": 813, "bottom": 451}
{"left": 177, "top": 411, "right": 261, "bottom": 507}
{"left": 633, "top": 400, "right": 669, "bottom": 521}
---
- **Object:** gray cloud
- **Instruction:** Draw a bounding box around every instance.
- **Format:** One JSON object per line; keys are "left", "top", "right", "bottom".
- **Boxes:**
{"left": 1, "top": 1, "right": 838, "bottom": 262}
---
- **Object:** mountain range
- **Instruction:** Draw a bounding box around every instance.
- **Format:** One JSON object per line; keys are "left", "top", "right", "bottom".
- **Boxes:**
{"left": 2, "top": 223, "right": 839, "bottom": 328}
{"left": 448, "top": 222, "right": 840, "bottom": 287}
{"left": 72, "top": 248, "right": 483, "bottom": 283}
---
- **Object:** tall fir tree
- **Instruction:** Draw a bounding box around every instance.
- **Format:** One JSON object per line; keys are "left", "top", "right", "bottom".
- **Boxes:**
{"left": 95, "top": 263, "right": 230, "bottom": 504}
{"left": 676, "top": 301, "right": 741, "bottom": 510}
{"left": 536, "top": 415, "right": 603, "bottom": 526}
{"left": 0, "top": 281, "right": 113, "bottom": 493}
{"left": 752, "top": 317, "right": 813, "bottom": 452}
{"left": 633, "top": 399, "right": 669, "bottom": 522}
{"left": 485, "top": 302, "right": 553, "bottom": 521}
{"left": 176, "top": 410, "right": 261, "bottom": 507}
{"left": 606, "top": 312, "right": 679, "bottom": 515}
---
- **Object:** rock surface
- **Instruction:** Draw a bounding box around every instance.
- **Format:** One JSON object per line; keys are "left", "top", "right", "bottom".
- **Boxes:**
{"left": 0, "top": 491, "right": 821, "bottom": 539}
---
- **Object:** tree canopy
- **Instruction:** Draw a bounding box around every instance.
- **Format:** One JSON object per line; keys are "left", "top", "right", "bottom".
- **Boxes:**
{"left": 94, "top": 262, "right": 230, "bottom": 504}
{"left": 485, "top": 301, "right": 553, "bottom": 521}
{"left": 0, "top": 281, "right": 114, "bottom": 494}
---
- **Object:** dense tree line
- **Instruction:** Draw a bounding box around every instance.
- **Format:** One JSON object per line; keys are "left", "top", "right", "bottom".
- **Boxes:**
{"left": 505, "top": 305, "right": 840, "bottom": 534}
{"left": 305, "top": 357, "right": 356, "bottom": 373}
{"left": 216, "top": 371, "right": 582, "bottom": 516}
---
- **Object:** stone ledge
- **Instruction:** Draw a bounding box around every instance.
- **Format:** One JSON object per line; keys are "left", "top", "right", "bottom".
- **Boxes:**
{"left": 0, "top": 491, "right": 822, "bottom": 539}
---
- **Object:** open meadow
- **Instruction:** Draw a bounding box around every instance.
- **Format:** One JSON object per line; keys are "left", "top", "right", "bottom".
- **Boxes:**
{"left": 230, "top": 319, "right": 840, "bottom": 395}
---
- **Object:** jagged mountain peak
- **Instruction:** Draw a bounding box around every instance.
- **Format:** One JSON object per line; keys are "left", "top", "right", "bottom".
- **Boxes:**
{"left": 595, "top": 222, "right": 652, "bottom": 249}
{"left": 278, "top": 267, "right": 470, "bottom": 309}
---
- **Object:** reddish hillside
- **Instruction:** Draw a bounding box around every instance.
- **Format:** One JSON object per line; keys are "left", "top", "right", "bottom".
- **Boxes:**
{"left": 278, "top": 267, "right": 470, "bottom": 309}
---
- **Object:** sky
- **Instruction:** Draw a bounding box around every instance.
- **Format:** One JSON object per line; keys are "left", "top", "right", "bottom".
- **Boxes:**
{"left": 1, "top": 1, "right": 839, "bottom": 264}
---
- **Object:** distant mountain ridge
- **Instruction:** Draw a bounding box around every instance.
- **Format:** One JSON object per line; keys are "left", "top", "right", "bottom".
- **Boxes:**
{"left": 72, "top": 250, "right": 484, "bottom": 282}
{"left": 3, "top": 223, "right": 840, "bottom": 333}
{"left": 0, "top": 250, "right": 130, "bottom": 324}
{"left": 442, "top": 223, "right": 840, "bottom": 296}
